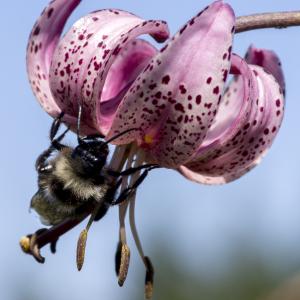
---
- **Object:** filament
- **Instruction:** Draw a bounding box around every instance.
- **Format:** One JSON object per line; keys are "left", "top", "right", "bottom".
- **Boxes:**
{"left": 118, "top": 144, "right": 137, "bottom": 244}
{"left": 128, "top": 151, "right": 147, "bottom": 266}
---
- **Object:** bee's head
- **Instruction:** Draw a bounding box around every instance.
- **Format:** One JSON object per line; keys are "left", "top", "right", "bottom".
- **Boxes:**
{"left": 72, "top": 140, "right": 109, "bottom": 176}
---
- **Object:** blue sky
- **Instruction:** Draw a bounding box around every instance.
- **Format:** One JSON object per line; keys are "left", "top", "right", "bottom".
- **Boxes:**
{"left": 1, "top": 1, "right": 300, "bottom": 299}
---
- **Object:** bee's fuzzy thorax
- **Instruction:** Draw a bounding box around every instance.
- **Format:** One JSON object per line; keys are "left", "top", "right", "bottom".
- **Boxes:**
{"left": 52, "top": 149, "right": 110, "bottom": 201}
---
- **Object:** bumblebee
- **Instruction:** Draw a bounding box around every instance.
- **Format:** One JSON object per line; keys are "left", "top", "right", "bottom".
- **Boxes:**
{"left": 21, "top": 110, "right": 157, "bottom": 296}
{"left": 31, "top": 111, "right": 156, "bottom": 226}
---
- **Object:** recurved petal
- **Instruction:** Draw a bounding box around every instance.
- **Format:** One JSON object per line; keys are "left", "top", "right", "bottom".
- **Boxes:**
{"left": 49, "top": 8, "right": 169, "bottom": 135}
{"left": 27, "top": 0, "right": 81, "bottom": 119}
{"left": 108, "top": 1, "right": 235, "bottom": 168}
{"left": 180, "top": 55, "right": 285, "bottom": 184}
{"left": 246, "top": 45, "right": 285, "bottom": 93}
{"left": 99, "top": 39, "right": 158, "bottom": 133}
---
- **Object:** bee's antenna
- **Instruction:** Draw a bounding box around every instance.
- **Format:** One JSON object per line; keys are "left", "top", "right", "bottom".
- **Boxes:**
{"left": 103, "top": 128, "right": 139, "bottom": 146}
{"left": 77, "top": 100, "right": 83, "bottom": 144}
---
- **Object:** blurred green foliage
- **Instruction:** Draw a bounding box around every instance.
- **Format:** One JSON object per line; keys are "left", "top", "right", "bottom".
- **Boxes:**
{"left": 129, "top": 241, "right": 300, "bottom": 300}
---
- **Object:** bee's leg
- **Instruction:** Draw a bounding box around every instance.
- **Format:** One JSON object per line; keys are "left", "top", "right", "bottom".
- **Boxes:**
{"left": 112, "top": 166, "right": 158, "bottom": 206}
{"left": 107, "top": 164, "right": 159, "bottom": 178}
{"left": 50, "top": 112, "right": 65, "bottom": 141}
{"left": 51, "top": 127, "right": 69, "bottom": 151}
{"left": 35, "top": 130, "right": 68, "bottom": 172}
{"left": 50, "top": 112, "right": 69, "bottom": 150}
{"left": 35, "top": 146, "right": 56, "bottom": 172}
{"left": 75, "top": 99, "right": 105, "bottom": 143}
{"left": 93, "top": 203, "right": 110, "bottom": 221}
{"left": 76, "top": 101, "right": 85, "bottom": 144}
{"left": 36, "top": 114, "right": 69, "bottom": 172}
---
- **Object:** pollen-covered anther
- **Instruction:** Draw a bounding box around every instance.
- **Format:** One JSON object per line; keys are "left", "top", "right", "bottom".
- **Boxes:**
{"left": 19, "top": 236, "right": 31, "bottom": 253}
{"left": 76, "top": 229, "right": 88, "bottom": 271}
{"left": 116, "top": 243, "right": 131, "bottom": 287}
{"left": 144, "top": 256, "right": 154, "bottom": 299}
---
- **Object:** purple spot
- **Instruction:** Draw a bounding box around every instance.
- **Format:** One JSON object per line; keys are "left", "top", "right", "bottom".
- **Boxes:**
{"left": 149, "top": 83, "right": 157, "bottom": 90}
{"left": 47, "top": 8, "right": 54, "bottom": 18}
{"left": 180, "top": 24, "right": 188, "bottom": 35}
{"left": 223, "top": 70, "right": 228, "bottom": 82}
{"left": 179, "top": 85, "right": 187, "bottom": 94}
{"left": 162, "top": 75, "right": 170, "bottom": 84}
{"left": 174, "top": 103, "right": 185, "bottom": 113}
{"left": 213, "top": 86, "right": 219, "bottom": 95}
{"left": 155, "top": 91, "right": 162, "bottom": 99}
{"left": 196, "top": 95, "right": 202, "bottom": 105}
{"left": 264, "top": 128, "right": 269, "bottom": 135}
{"left": 33, "top": 26, "right": 40, "bottom": 36}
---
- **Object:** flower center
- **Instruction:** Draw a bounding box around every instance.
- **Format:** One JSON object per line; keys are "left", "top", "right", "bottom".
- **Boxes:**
{"left": 144, "top": 134, "right": 154, "bottom": 145}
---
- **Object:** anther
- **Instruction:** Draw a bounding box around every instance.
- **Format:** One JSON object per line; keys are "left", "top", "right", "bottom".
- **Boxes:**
{"left": 19, "top": 229, "right": 49, "bottom": 263}
{"left": 76, "top": 229, "right": 88, "bottom": 271}
{"left": 115, "top": 242, "right": 131, "bottom": 286}
{"left": 76, "top": 202, "right": 103, "bottom": 271}
{"left": 19, "top": 235, "right": 31, "bottom": 253}
{"left": 144, "top": 256, "right": 154, "bottom": 299}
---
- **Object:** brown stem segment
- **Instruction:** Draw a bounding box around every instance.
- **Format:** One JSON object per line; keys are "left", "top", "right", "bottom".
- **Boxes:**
{"left": 37, "top": 216, "right": 89, "bottom": 249}
{"left": 20, "top": 213, "right": 90, "bottom": 263}
{"left": 236, "top": 11, "right": 300, "bottom": 33}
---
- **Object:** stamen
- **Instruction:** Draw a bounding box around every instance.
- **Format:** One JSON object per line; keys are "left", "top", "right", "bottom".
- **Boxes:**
{"left": 19, "top": 217, "right": 88, "bottom": 263}
{"left": 20, "top": 236, "right": 31, "bottom": 253}
{"left": 115, "top": 144, "right": 137, "bottom": 285}
{"left": 144, "top": 256, "right": 154, "bottom": 299}
{"left": 129, "top": 195, "right": 145, "bottom": 259}
{"left": 116, "top": 243, "right": 131, "bottom": 286}
{"left": 76, "top": 145, "right": 132, "bottom": 271}
{"left": 76, "top": 229, "right": 88, "bottom": 271}
{"left": 128, "top": 151, "right": 155, "bottom": 298}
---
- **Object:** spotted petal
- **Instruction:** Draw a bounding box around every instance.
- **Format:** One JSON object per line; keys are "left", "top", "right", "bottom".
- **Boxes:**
{"left": 108, "top": 1, "right": 235, "bottom": 168}
{"left": 246, "top": 45, "right": 285, "bottom": 93}
{"left": 26, "top": 0, "right": 81, "bottom": 124}
{"left": 49, "top": 8, "right": 169, "bottom": 134}
{"left": 180, "top": 52, "right": 285, "bottom": 184}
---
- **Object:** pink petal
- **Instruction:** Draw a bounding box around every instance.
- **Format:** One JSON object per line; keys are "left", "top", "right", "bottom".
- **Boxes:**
{"left": 246, "top": 45, "right": 285, "bottom": 93}
{"left": 180, "top": 55, "right": 285, "bottom": 184}
{"left": 26, "top": 0, "right": 81, "bottom": 122}
{"left": 108, "top": 1, "right": 235, "bottom": 168}
{"left": 99, "top": 39, "right": 158, "bottom": 133}
{"left": 49, "top": 9, "right": 169, "bottom": 134}
{"left": 198, "top": 54, "right": 255, "bottom": 155}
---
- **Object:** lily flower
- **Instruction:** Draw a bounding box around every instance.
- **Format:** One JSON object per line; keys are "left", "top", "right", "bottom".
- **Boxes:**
{"left": 23, "top": 0, "right": 285, "bottom": 298}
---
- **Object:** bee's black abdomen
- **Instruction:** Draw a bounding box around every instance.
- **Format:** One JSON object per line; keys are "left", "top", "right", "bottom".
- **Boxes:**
{"left": 50, "top": 178, "right": 81, "bottom": 206}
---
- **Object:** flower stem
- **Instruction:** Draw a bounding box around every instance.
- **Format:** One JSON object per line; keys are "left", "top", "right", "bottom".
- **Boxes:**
{"left": 236, "top": 11, "right": 300, "bottom": 33}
